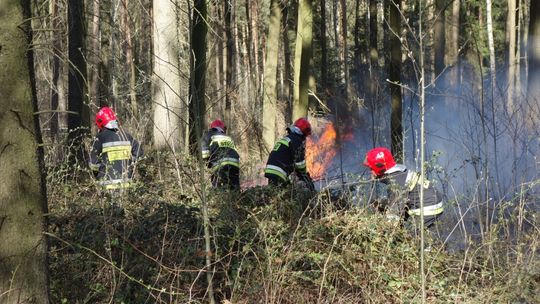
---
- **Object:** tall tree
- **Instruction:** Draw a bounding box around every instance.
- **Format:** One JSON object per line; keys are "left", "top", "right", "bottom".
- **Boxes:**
{"left": 50, "top": 0, "right": 64, "bottom": 139}
{"left": 486, "top": 0, "right": 497, "bottom": 90}
{"left": 388, "top": 0, "right": 403, "bottom": 162}
{"left": 88, "top": 0, "right": 101, "bottom": 106}
{"left": 445, "top": 0, "right": 460, "bottom": 85}
{"left": 0, "top": 1, "right": 50, "bottom": 302}
{"left": 506, "top": 0, "right": 517, "bottom": 109}
{"left": 152, "top": 0, "right": 183, "bottom": 150}
{"left": 368, "top": 0, "right": 379, "bottom": 94}
{"left": 292, "top": 0, "right": 313, "bottom": 119}
{"left": 67, "top": 0, "right": 90, "bottom": 147}
{"left": 281, "top": 2, "right": 293, "bottom": 117}
{"left": 320, "top": 0, "right": 328, "bottom": 89}
{"left": 339, "top": 0, "right": 350, "bottom": 100}
{"left": 188, "top": 0, "right": 208, "bottom": 153}
{"left": 262, "top": 0, "right": 282, "bottom": 153}
{"left": 433, "top": 0, "right": 445, "bottom": 76}
{"left": 528, "top": 0, "right": 540, "bottom": 101}
{"left": 224, "top": 0, "right": 237, "bottom": 124}
{"left": 121, "top": 0, "right": 138, "bottom": 114}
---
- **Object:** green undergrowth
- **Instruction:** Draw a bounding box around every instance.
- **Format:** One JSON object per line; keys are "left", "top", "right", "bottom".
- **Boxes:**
{"left": 46, "top": 151, "right": 540, "bottom": 303}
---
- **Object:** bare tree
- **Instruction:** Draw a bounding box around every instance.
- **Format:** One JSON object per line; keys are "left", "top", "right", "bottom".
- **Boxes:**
{"left": 527, "top": 0, "right": 539, "bottom": 101}
{"left": 388, "top": 0, "right": 403, "bottom": 162}
{"left": 292, "top": 0, "right": 313, "bottom": 119}
{"left": 67, "top": 0, "right": 90, "bottom": 149}
{"left": 262, "top": 0, "right": 282, "bottom": 153}
{"left": 433, "top": 0, "right": 445, "bottom": 76}
{"left": 0, "top": 1, "right": 50, "bottom": 302}
{"left": 152, "top": 0, "right": 184, "bottom": 150}
{"left": 446, "top": 0, "right": 459, "bottom": 85}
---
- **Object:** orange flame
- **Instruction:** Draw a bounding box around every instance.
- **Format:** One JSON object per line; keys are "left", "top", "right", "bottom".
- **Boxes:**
{"left": 306, "top": 123, "right": 338, "bottom": 179}
{"left": 306, "top": 122, "right": 354, "bottom": 180}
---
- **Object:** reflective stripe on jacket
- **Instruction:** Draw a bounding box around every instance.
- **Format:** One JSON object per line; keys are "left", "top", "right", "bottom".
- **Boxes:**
{"left": 201, "top": 128, "right": 240, "bottom": 171}
{"left": 264, "top": 131, "right": 310, "bottom": 182}
{"left": 89, "top": 128, "right": 143, "bottom": 189}
{"left": 377, "top": 166, "right": 444, "bottom": 219}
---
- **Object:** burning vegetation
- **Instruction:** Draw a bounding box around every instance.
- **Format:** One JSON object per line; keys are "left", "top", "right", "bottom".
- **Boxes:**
{"left": 306, "top": 121, "right": 354, "bottom": 180}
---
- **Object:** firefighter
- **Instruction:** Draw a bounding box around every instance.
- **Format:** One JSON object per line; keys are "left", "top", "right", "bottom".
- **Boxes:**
{"left": 264, "top": 117, "right": 315, "bottom": 191}
{"left": 201, "top": 119, "right": 240, "bottom": 190}
{"left": 363, "top": 147, "right": 444, "bottom": 230}
{"left": 89, "top": 106, "right": 143, "bottom": 191}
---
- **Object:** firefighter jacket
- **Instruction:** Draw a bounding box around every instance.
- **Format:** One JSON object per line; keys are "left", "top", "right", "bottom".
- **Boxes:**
{"left": 201, "top": 128, "right": 240, "bottom": 171}
{"left": 264, "top": 130, "right": 314, "bottom": 190}
{"left": 89, "top": 128, "right": 143, "bottom": 190}
{"left": 372, "top": 164, "right": 444, "bottom": 224}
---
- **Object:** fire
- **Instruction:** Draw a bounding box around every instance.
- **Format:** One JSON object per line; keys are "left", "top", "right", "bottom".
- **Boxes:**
{"left": 306, "top": 122, "right": 354, "bottom": 180}
{"left": 306, "top": 122, "right": 339, "bottom": 180}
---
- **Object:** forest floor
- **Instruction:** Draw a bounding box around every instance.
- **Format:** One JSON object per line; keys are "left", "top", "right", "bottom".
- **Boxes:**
{"left": 46, "top": 150, "right": 540, "bottom": 303}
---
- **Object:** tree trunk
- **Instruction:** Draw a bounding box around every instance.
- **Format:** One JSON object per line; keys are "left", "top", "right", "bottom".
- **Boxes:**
{"left": 339, "top": 0, "right": 350, "bottom": 100}
{"left": 320, "top": 0, "right": 328, "bottom": 89}
{"left": 282, "top": 2, "right": 292, "bottom": 119}
{"left": 528, "top": 0, "right": 540, "bottom": 101}
{"left": 246, "top": 0, "right": 261, "bottom": 94}
{"left": 88, "top": 0, "right": 101, "bottom": 106}
{"left": 188, "top": 0, "right": 208, "bottom": 154}
{"left": 445, "top": 0, "right": 459, "bottom": 85}
{"left": 388, "top": 0, "right": 403, "bottom": 162}
{"left": 50, "top": 0, "right": 63, "bottom": 140}
{"left": 224, "top": 0, "right": 237, "bottom": 124}
{"left": 292, "top": 0, "right": 313, "bottom": 119}
{"left": 67, "top": 0, "right": 90, "bottom": 153}
{"left": 262, "top": 0, "right": 282, "bottom": 153}
{"left": 506, "top": 0, "right": 517, "bottom": 110}
{"left": 433, "top": 0, "right": 445, "bottom": 76}
{"left": 152, "top": 0, "right": 182, "bottom": 150}
{"left": 121, "top": 0, "right": 138, "bottom": 114}
{"left": 369, "top": 0, "right": 378, "bottom": 91}
{"left": 0, "top": 1, "right": 50, "bottom": 302}
{"left": 486, "top": 0, "right": 497, "bottom": 89}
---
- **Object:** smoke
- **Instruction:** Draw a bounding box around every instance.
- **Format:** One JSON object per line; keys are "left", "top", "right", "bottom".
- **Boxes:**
{"left": 316, "top": 59, "right": 540, "bottom": 207}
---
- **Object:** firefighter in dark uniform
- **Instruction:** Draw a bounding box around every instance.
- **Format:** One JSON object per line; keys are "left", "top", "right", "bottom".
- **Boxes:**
{"left": 363, "top": 147, "right": 444, "bottom": 230}
{"left": 89, "top": 106, "right": 143, "bottom": 191}
{"left": 201, "top": 119, "right": 240, "bottom": 190}
{"left": 264, "top": 117, "right": 315, "bottom": 191}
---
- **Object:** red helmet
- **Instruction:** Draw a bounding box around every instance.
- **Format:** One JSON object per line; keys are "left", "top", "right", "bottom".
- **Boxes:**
{"left": 363, "top": 147, "right": 396, "bottom": 176}
{"left": 293, "top": 117, "right": 312, "bottom": 136}
{"left": 95, "top": 107, "right": 117, "bottom": 129}
{"left": 210, "top": 119, "right": 226, "bottom": 131}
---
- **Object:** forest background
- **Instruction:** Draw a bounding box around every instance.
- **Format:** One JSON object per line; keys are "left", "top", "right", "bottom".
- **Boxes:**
{"left": 1, "top": 0, "right": 539, "bottom": 303}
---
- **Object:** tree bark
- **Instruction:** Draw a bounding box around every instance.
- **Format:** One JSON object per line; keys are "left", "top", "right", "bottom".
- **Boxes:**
{"left": 368, "top": 0, "right": 379, "bottom": 95}
{"left": 506, "top": 0, "right": 517, "bottom": 110}
{"left": 320, "top": 0, "right": 328, "bottom": 89}
{"left": 68, "top": 0, "right": 90, "bottom": 145}
{"left": 433, "top": 0, "right": 445, "bottom": 76}
{"left": 388, "top": 0, "right": 403, "bottom": 162}
{"left": 292, "top": 0, "right": 313, "bottom": 119}
{"left": 50, "top": 0, "right": 63, "bottom": 139}
{"left": 262, "top": 0, "right": 282, "bottom": 153}
{"left": 152, "top": 0, "right": 182, "bottom": 150}
{"left": 281, "top": 2, "right": 292, "bottom": 118}
{"left": 528, "top": 0, "right": 540, "bottom": 101}
{"left": 486, "top": 0, "right": 497, "bottom": 88}
{"left": 88, "top": 0, "right": 101, "bottom": 107}
{"left": 445, "top": 0, "right": 460, "bottom": 85}
{"left": 0, "top": 1, "right": 50, "bottom": 302}
{"left": 224, "top": 0, "right": 237, "bottom": 124}
{"left": 339, "top": 0, "right": 350, "bottom": 100}
{"left": 188, "top": 0, "right": 208, "bottom": 154}
{"left": 121, "top": 0, "right": 138, "bottom": 114}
